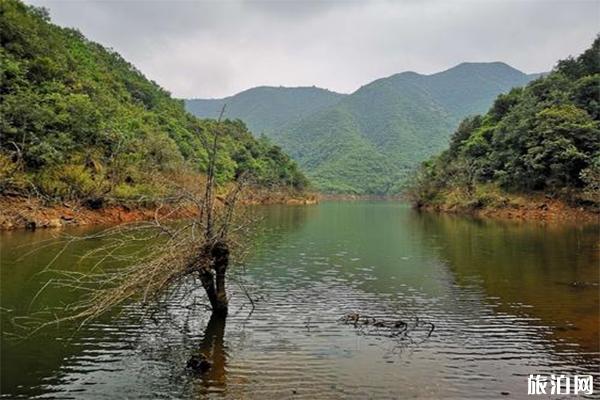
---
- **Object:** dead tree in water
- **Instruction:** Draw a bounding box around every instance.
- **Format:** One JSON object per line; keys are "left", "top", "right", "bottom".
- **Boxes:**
{"left": 190, "top": 105, "right": 236, "bottom": 316}
{"left": 195, "top": 241, "right": 230, "bottom": 315}
{"left": 21, "top": 105, "right": 250, "bottom": 333}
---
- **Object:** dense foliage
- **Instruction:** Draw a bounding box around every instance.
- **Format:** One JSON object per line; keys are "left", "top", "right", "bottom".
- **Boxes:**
{"left": 188, "top": 63, "right": 538, "bottom": 194}
{"left": 0, "top": 0, "right": 307, "bottom": 203}
{"left": 409, "top": 37, "right": 600, "bottom": 208}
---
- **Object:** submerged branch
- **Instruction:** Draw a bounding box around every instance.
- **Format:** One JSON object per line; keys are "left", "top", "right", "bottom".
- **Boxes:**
{"left": 340, "top": 312, "right": 435, "bottom": 341}
{"left": 21, "top": 176, "right": 255, "bottom": 335}
{"left": 19, "top": 105, "right": 263, "bottom": 335}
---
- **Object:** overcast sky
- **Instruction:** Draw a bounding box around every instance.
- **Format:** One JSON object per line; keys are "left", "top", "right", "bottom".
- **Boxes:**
{"left": 26, "top": 0, "right": 599, "bottom": 99}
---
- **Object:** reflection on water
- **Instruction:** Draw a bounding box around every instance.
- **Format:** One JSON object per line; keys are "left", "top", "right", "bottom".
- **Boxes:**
{"left": 194, "top": 313, "right": 228, "bottom": 394}
{"left": 1, "top": 201, "right": 598, "bottom": 399}
{"left": 417, "top": 212, "right": 600, "bottom": 354}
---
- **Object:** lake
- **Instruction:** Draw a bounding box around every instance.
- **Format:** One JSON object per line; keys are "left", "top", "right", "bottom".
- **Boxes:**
{"left": 1, "top": 201, "right": 598, "bottom": 399}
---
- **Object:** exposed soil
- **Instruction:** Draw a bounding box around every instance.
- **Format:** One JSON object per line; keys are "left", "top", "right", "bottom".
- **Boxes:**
{"left": 0, "top": 191, "right": 319, "bottom": 230}
{"left": 3, "top": 190, "right": 595, "bottom": 230}
{"left": 420, "top": 196, "right": 599, "bottom": 224}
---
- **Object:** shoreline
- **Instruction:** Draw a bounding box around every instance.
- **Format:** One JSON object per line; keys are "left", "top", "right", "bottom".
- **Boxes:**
{"left": 319, "top": 193, "right": 404, "bottom": 201}
{"left": 415, "top": 197, "right": 598, "bottom": 224}
{"left": 0, "top": 192, "right": 318, "bottom": 231}
{"left": 2, "top": 191, "right": 597, "bottom": 231}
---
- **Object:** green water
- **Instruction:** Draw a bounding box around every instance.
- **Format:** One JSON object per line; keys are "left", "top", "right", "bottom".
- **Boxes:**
{"left": 1, "top": 201, "right": 598, "bottom": 398}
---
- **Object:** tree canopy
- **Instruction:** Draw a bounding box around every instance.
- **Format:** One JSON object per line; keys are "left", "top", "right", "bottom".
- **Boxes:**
{"left": 0, "top": 0, "right": 308, "bottom": 203}
{"left": 409, "top": 36, "right": 600, "bottom": 206}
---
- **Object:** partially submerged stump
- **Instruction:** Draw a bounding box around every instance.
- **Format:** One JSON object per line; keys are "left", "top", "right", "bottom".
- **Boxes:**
{"left": 190, "top": 241, "right": 230, "bottom": 316}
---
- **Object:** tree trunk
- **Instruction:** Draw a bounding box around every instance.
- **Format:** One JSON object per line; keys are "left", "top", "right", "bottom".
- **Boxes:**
{"left": 212, "top": 241, "right": 229, "bottom": 315}
{"left": 199, "top": 268, "right": 219, "bottom": 311}
{"left": 198, "top": 241, "right": 229, "bottom": 316}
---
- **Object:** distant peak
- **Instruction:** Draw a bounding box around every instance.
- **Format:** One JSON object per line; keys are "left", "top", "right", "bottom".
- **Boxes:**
{"left": 185, "top": 85, "right": 344, "bottom": 101}
{"left": 355, "top": 71, "right": 423, "bottom": 92}
{"left": 455, "top": 61, "right": 511, "bottom": 67}
{"left": 396, "top": 71, "right": 422, "bottom": 77}
{"left": 228, "top": 85, "right": 344, "bottom": 98}
{"left": 383, "top": 71, "right": 424, "bottom": 81}
{"left": 441, "top": 61, "right": 525, "bottom": 75}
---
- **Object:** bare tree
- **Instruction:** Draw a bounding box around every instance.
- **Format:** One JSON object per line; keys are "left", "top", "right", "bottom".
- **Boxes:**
{"left": 21, "top": 105, "right": 250, "bottom": 335}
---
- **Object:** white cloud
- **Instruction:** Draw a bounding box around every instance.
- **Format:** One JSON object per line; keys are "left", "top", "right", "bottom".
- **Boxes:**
{"left": 26, "top": 0, "right": 599, "bottom": 98}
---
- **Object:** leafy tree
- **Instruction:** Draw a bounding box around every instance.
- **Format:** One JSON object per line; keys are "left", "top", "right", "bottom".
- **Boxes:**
{"left": 410, "top": 36, "right": 600, "bottom": 206}
{"left": 0, "top": 0, "right": 308, "bottom": 203}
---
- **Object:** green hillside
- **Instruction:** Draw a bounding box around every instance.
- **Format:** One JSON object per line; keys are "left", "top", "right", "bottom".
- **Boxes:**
{"left": 409, "top": 37, "right": 599, "bottom": 209}
{"left": 186, "top": 86, "right": 345, "bottom": 136}
{"left": 0, "top": 0, "right": 307, "bottom": 204}
{"left": 187, "top": 63, "right": 539, "bottom": 194}
{"left": 279, "top": 63, "right": 538, "bottom": 194}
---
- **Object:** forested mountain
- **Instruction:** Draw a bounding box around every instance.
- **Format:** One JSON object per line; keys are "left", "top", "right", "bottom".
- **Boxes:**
{"left": 187, "top": 63, "right": 539, "bottom": 194}
{"left": 0, "top": 0, "right": 307, "bottom": 204}
{"left": 186, "top": 86, "right": 345, "bottom": 137}
{"left": 409, "top": 37, "right": 599, "bottom": 210}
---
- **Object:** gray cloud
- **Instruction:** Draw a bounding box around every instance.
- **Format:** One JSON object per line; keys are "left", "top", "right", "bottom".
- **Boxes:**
{"left": 26, "top": 0, "right": 599, "bottom": 98}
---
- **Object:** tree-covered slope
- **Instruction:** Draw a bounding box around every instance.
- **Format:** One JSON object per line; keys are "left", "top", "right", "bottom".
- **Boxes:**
{"left": 185, "top": 86, "right": 345, "bottom": 137}
{"left": 277, "top": 63, "right": 539, "bottom": 194}
{"left": 409, "top": 37, "right": 599, "bottom": 210}
{"left": 187, "top": 63, "right": 539, "bottom": 194}
{"left": 0, "top": 0, "right": 307, "bottom": 204}
{"left": 418, "top": 62, "right": 539, "bottom": 118}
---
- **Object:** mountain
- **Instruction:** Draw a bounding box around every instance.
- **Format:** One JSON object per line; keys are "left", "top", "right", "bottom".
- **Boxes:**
{"left": 280, "top": 63, "right": 541, "bottom": 193}
{"left": 186, "top": 63, "right": 540, "bottom": 194}
{"left": 409, "top": 37, "right": 599, "bottom": 210}
{"left": 0, "top": 0, "right": 307, "bottom": 203}
{"left": 186, "top": 86, "right": 345, "bottom": 136}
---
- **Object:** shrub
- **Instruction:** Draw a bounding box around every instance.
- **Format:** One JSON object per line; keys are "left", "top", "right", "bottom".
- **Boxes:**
{"left": 35, "top": 164, "right": 104, "bottom": 200}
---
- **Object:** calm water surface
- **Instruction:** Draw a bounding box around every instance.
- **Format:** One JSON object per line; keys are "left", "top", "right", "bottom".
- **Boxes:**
{"left": 1, "top": 201, "right": 599, "bottom": 399}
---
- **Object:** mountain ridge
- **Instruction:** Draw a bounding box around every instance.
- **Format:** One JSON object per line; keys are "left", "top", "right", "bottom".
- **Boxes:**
{"left": 186, "top": 62, "right": 543, "bottom": 194}
{"left": 186, "top": 86, "right": 345, "bottom": 136}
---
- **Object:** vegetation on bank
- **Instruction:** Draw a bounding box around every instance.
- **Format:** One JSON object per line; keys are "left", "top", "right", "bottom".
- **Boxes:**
{"left": 0, "top": 0, "right": 308, "bottom": 208}
{"left": 408, "top": 37, "right": 600, "bottom": 215}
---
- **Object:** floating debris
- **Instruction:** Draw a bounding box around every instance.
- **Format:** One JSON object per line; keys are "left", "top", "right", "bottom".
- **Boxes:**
{"left": 340, "top": 312, "right": 434, "bottom": 340}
